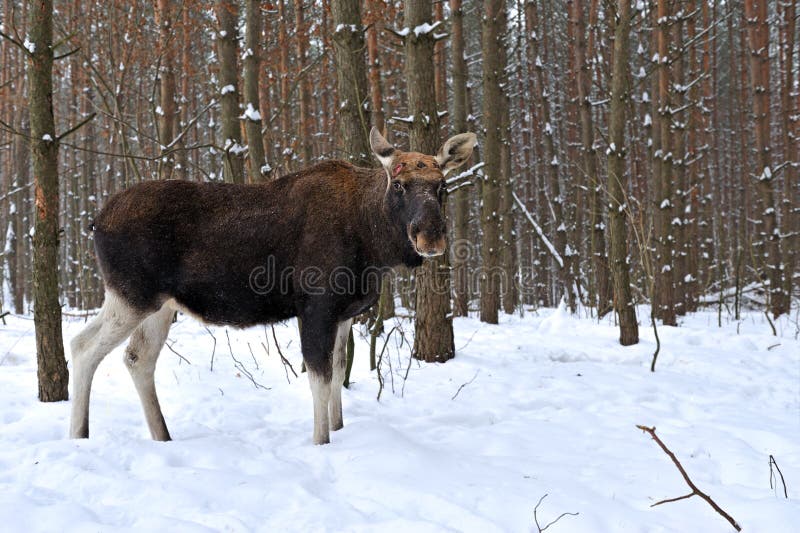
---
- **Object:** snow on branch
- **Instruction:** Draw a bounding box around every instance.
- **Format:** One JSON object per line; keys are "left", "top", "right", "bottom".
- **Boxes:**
{"left": 512, "top": 191, "right": 564, "bottom": 268}
{"left": 445, "top": 162, "right": 485, "bottom": 187}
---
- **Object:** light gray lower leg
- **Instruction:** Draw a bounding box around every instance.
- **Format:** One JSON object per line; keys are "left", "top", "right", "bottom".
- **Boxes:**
{"left": 308, "top": 370, "right": 332, "bottom": 445}
{"left": 124, "top": 304, "right": 174, "bottom": 441}
{"left": 329, "top": 318, "right": 352, "bottom": 431}
{"left": 70, "top": 291, "right": 143, "bottom": 438}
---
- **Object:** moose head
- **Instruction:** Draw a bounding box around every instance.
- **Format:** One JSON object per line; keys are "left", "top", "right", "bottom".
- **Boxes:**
{"left": 369, "top": 127, "right": 477, "bottom": 258}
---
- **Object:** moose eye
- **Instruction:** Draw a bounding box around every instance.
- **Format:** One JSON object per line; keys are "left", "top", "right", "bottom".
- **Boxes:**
{"left": 392, "top": 181, "right": 404, "bottom": 193}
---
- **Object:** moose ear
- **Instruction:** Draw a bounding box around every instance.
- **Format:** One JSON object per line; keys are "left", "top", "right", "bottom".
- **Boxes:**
{"left": 370, "top": 127, "right": 397, "bottom": 176}
{"left": 435, "top": 132, "right": 478, "bottom": 175}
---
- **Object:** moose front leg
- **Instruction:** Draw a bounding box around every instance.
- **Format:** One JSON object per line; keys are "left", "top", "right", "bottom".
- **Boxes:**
{"left": 299, "top": 306, "right": 338, "bottom": 445}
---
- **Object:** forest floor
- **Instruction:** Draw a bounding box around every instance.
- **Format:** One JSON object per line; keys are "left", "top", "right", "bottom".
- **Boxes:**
{"left": 1, "top": 304, "right": 798, "bottom": 532}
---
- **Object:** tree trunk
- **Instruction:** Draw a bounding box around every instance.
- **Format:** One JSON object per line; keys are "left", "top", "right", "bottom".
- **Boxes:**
{"left": 653, "top": 0, "right": 677, "bottom": 326}
{"left": 450, "top": 0, "right": 470, "bottom": 317}
{"left": 607, "top": 0, "right": 638, "bottom": 346}
{"left": 216, "top": 0, "right": 245, "bottom": 183}
{"left": 294, "top": 0, "right": 314, "bottom": 165}
{"left": 28, "top": 0, "right": 69, "bottom": 401}
{"left": 500, "top": 91, "right": 517, "bottom": 314}
{"left": 573, "top": 0, "right": 611, "bottom": 317}
{"left": 243, "top": 0, "right": 268, "bottom": 182}
{"left": 365, "top": 0, "right": 385, "bottom": 133}
{"left": 744, "top": 0, "right": 787, "bottom": 317}
{"left": 779, "top": 0, "right": 797, "bottom": 304}
{"left": 405, "top": 0, "right": 454, "bottom": 362}
{"left": 331, "top": 0, "right": 371, "bottom": 166}
{"left": 480, "top": 0, "right": 506, "bottom": 324}
{"left": 155, "top": 0, "right": 177, "bottom": 180}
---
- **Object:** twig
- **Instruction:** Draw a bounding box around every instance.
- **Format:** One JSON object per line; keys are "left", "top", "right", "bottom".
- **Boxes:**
{"left": 225, "top": 329, "right": 270, "bottom": 390}
{"left": 769, "top": 455, "right": 788, "bottom": 498}
{"left": 271, "top": 325, "right": 298, "bottom": 379}
{"left": 247, "top": 342, "right": 259, "bottom": 370}
{"left": 56, "top": 112, "right": 96, "bottom": 142}
{"left": 164, "top": 340, "right": 192, "bottom": 365}
{"left": 533, "top": 493, "right": 579, "bottom": 532}
{"left": 451, "top": 370, "right": 480, "bottom": 400}
{"left": 204, "top": 326, "right": 217, "bottom": 371}
{"left": 636, "top": 425, "right": 741, "bottom": 531}
{"left": 650, "top": 311, "right": 661, "bottom": 372}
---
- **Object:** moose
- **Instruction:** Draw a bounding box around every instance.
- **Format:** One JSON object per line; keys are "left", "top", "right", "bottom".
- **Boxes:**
{"left": 70, "top": 128, "right": 477, "bottom": 445}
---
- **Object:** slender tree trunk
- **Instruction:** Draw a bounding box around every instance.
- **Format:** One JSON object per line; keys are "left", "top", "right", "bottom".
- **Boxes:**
{"left": 501, "top": 91, "right": 517, "bottom": 314}
{"left": 405, "top": 0, "right": 454, "bottom": 362}
{"left": 653, "top": 0, "right": 677, "bottom": 326}
{"left": 244, "top": 0, "right": 268, "bottom": 182}
{"left": 294, "top": 0, "right": 314, "bottom": 165}
{"left": 216, "top": 0, "right": 245, "bottom": 183}
{"left": 779, "top": 0, "right": 797, "bottom": 303}
{"left": 745, "top": 0, "right": 787, "bottom": 317}
{"left": 573, "top": 0, "right": 610, "bottom": 317}
{"left": 672, "top": 14, "right": 687, "bottom": 317}
{"left": 365, "top": 0, "right": 385, "bottom": 133}
{"left": 155, "top": 0, "right": 177, "bottom": 179}
{"left": 607, "top": 0, "right": 638, "bottom": 346}
{"left": 480, "top": 0, "right": 506, "bottom": 324}
{"left": 450, "top": 0, "right": 470, "bottom": 317}
{"left": 331, "top": 0, "right": 371, "bottom": 165}
{"left": 28, "top": 0, "right": 69, "bottom": 401}
{"left": 175, "top": 5, "right": 192, "bottom": 181}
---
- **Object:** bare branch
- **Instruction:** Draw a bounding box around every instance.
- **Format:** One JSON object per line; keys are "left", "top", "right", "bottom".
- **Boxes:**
{"left": 636, "top": 425, "right": 742, "bottom": 531}
{"left": 533, "top": 493, "right": 580, "bottom": 532}
{"left": 451, "top": 370, "right": 480, "bottom": 400}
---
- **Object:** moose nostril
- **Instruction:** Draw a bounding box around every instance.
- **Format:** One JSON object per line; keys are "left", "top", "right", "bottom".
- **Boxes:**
{"left": 410, "top": 221, "right": 421, "bottom": 235}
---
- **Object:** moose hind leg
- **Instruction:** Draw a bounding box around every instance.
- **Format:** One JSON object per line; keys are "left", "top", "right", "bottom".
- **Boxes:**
{"left": 124, "top": 303, "right": 174, "bottom": 441}
{"left": 70, "top": 290, "right": 144, "bottom": 438}
{"left": 329, "top": 318, "right": 353, "bottom": 431}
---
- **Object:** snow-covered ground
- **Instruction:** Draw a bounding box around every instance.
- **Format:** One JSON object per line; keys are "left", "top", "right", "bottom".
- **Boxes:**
{"left": 1, "top": 305, "right": 798, "bottom": 532}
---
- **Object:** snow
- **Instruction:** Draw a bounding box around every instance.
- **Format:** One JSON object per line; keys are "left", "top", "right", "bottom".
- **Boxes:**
{"left": 41, "top": 134, "right": 53, "bottom": 142}
{"left": 413, "top": 21, "right": 442, "bottom": 37}
{"left": 23, "top": 37, "right": 35, "bottom": 54}
{"left": 241, "top": 103, "right": 261, "bottom": 122}
{"left": 335, "top": 24, "right": 360, "bottom": 34}
{"left": 220, "top": 84, "right": 235, "bottom": 95}
{"left": 1, "top": 308, "right": 799, "bottom": 532}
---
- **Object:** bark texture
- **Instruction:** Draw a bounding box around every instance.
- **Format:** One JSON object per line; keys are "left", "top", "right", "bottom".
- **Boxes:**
{"left": 28, "top": 0, "right": 70, "bottom": 401}
{"left": 216, "top": 0, "right": 245, "bottom": 183}
{"left": 607, "top": 0, "right": 639, "bottom": 346}
{"left": 406, "top": 0, "right": 454, "bottom": 362}
{"left": 243, "top": 0, "right": 268, "bottom": 182}
{"left": 331, "top": 0, "right": 371, "bottom": 166}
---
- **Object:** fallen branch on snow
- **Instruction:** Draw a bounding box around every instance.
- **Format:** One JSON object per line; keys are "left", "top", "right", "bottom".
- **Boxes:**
{"left": 769, "top": 455, "right": 788, "bottom": 498}
{"left": 533, "top": 493, "right": 579, "bottom": 532}
{"left": 636, "top": 425, "right": 741, "bottom": 531}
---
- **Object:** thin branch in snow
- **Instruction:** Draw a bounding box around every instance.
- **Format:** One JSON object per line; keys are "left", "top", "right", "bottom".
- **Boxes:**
{"left": 225, "top": 329, "right": 270, "bottom": 391}
{"left": 204, "top": 326, "right": 217, "bottom": 372}
{"left": 451, "top": 370, "right": 480, "bottom": 400}
{"left": 636, "top": 425, "right": 742, "bottom": 531}
{"left": 769, "top": 455, "right": 788, "bottom": 499}
{"left": 533, "top": 494, "right": 579, "bottom": 532}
